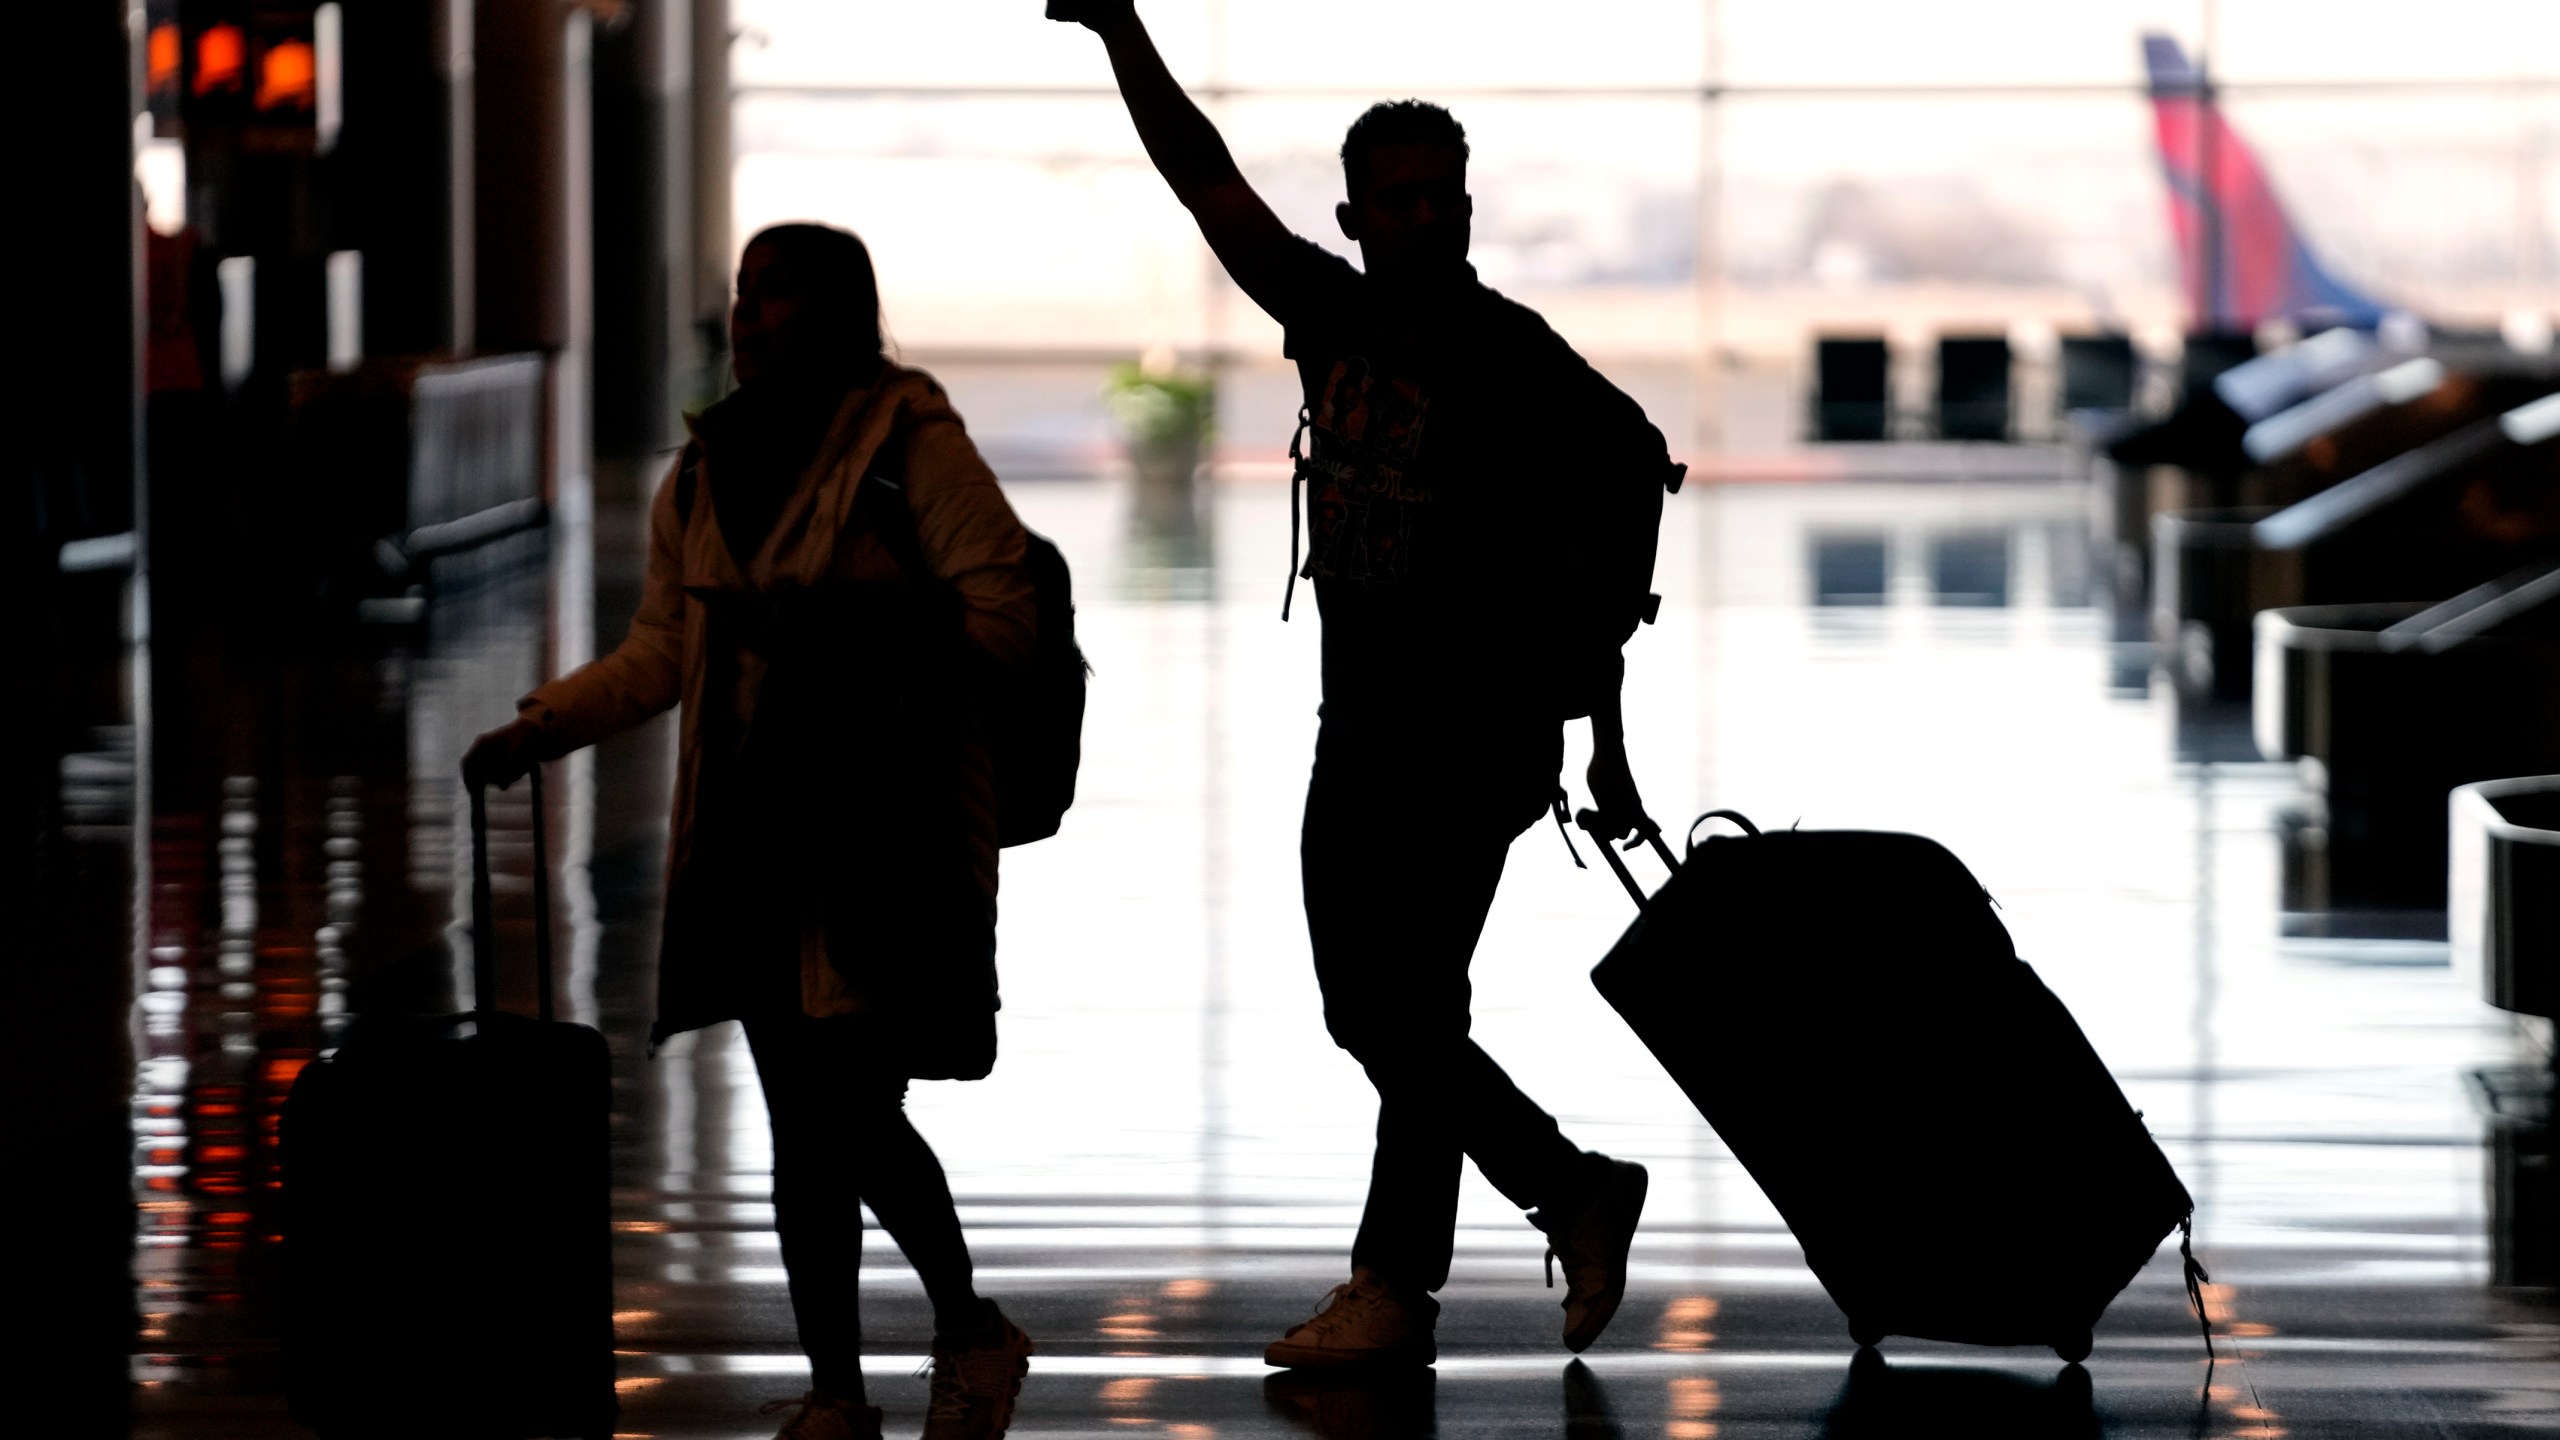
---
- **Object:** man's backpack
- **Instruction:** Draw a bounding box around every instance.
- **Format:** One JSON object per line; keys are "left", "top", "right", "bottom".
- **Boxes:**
{"left": 672, "top": 441, "right": 1089, "bottom": 847}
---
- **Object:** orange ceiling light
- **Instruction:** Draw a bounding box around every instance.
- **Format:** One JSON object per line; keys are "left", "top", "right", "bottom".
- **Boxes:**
{"left": 148, "top": 23, "right": 181, "bottom": 95}
{"left": 194, "top": 24, "right": 245, "bottom": 97}
{"left": 256, "top": 38, "right": 317, "bottom": 113}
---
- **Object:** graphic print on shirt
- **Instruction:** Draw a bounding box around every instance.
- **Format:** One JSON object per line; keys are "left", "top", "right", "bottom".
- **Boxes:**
{"left": 1300, "top": 356, "right": 1434, "bottom": 587}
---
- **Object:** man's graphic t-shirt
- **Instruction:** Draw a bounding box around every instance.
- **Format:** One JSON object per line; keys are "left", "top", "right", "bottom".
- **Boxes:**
{"left": 1301, "top": 355, "right": 1435, "bottom": 588}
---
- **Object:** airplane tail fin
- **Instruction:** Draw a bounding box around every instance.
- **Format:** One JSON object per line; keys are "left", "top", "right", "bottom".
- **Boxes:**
{"left": 2143, "top": 34, "right": 2386, "bottom": 330}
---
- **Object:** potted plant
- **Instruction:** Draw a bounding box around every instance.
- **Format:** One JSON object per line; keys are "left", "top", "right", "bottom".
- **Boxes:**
{"left": 1105, "top": 357, "right": 1216, "bottom": 582}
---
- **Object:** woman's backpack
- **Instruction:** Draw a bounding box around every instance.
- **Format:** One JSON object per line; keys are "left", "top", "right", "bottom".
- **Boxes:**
{"left": 984, "top": 527, "right": 1087, "bottom": 845}
{"left": 840, "top": 466, "right": 1088, "bottom": 848}
{"left": 672, "top": 442, "right": 1089, "bottom": 847}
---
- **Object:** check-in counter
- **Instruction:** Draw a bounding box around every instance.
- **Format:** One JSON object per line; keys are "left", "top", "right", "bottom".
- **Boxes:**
{"left": 2454, "top": 774, "right": 2560, "bottom": 1287}
{"left": 2470, "top": 1063, "right": 2555, "bottom": 1286}
{"left": 2256, "top": 575, "right": 2560, "bottom": 922}
{"left": 2115, "top": 333, "right": 2391, "bottom": 701}
{"left": 2452, "top": 776, "right": 2560, "bottom": 1018}
{"left": 2253, "top": 394, "right": 2560, "bottom": 606}
{"left": 2241, "top": 358, "right": 2518, "bottom": 501}
{"left": 2152, "top": 390, "right": 2560, "bottom": 730}
{"left": 2100, "top": 336, "right": 2259, "bottom": 659}
{"left": 2152, "top": 507, "right": 2296, "bottom": 706}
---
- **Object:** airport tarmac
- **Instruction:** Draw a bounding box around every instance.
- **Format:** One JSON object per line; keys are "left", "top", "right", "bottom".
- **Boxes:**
{"left": 108, "top": 458, "right": 2556, "bottom": 1438}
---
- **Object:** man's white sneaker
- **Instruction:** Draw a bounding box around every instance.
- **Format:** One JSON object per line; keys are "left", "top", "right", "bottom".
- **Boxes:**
{"left": 1263, "top": 1268, "right": 1439, "bottom": 1370}
{"left": 1538, "top": 1157, "right": 1649, "bottom": 1353}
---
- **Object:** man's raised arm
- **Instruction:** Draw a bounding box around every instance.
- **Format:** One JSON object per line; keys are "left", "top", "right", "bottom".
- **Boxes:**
{"left": 1060, "top": 2, "right": 1303, "bottom": 319}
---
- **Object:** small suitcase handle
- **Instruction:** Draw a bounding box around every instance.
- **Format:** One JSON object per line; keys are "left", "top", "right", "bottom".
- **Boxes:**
{"left": 1687, "top": 809, "right": 1760, "bottom": 850}
{"left": 467, "top": 763, "right": 555, "bottom": 1022}
{"left": 1577, "top": 808, "right": 1764, "bottom": 910}
{"left": 1575, "top": 808, "right": 1681, "bottom": 909}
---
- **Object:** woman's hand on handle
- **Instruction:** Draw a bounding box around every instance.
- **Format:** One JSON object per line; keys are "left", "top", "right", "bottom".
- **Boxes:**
{"left": 461, "top": 717, "right": 548, "bottom": 792}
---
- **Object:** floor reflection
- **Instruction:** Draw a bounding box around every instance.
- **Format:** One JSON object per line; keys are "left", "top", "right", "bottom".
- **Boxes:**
{"left": 1821, "top": 1353, "right": 2097, "bottom": 1440}
{"left": 1263, "top": 1367, "right": 1438, "bottom": 1438}
{"left": 98, "top": 461, "right": 2560, "bottom": 1438}
{"left": 1562, "top": 1360, "right": 1623, "bottom": 1439}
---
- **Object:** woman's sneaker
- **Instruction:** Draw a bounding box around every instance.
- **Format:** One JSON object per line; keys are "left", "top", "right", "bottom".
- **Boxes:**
{"left": 1535, "top": 1156, "right": 1649, "bottom": 1353}
{"left": 759, "top": 1391, "right": 885, "bottom": 1440}
{"left": 923, "top": 1300, "right": 1035, "bottom": 1440}
{"left": 1263, "top": 1268, "right": 1439, "bottom": 1370}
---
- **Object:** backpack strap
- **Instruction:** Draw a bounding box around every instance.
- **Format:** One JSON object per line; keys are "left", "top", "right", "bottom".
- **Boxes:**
{"left": 858, "top": 471, "right": 933, "bottom": 580}
{"left": 679, "top": 415, "right": 942, "bottom": 592}
{"left": 852, "top": 428, "right": 935, "bottom": 584}
{"left": 1283, "top": 403, "right": 1312, "bottom": 621}
{"left": 2181, "top": 1213, "right": 2217, "bottom": 1365}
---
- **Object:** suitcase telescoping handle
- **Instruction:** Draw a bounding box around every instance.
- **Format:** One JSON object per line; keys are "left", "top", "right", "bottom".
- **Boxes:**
{"left": 466, "top": 763, "right": 555, "bottom": 1022}
{"left": 1576, "top": 808, "right": 1761, "bottom": 909}
{"left": 1575, "top": 809, "right": 1682, "bottom": 909}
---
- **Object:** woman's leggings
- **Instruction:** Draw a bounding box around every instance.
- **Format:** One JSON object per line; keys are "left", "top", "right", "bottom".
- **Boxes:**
{"left": 744, "top": 1013, "right": 980, "bottom": 1400}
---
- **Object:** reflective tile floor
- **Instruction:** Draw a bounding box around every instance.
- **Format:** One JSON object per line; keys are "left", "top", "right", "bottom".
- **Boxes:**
{"left": 104, "top": 457, "right": 2557, "bottom": 1438}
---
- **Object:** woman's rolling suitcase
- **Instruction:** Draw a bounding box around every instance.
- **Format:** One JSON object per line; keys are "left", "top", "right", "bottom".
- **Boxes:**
{"left": 1578, "top": 809, "right": 2206, "bottom": 1361}
{"left": 282, "top": 766, "right": 617, "bottom": 1438}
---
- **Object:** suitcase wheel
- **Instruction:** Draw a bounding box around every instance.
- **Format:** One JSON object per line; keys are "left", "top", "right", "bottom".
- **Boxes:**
{"left": 2052, "top": 1328, "right": 2093, "bottom": 1363}
{"left": 1848, "top": 1343, "right": 1889, "bottom": 1385}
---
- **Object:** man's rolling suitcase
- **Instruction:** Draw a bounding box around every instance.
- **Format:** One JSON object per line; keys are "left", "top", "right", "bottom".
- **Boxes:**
{"left": 283, "top": 766, "right": 616, "bottom": 1438}
{"left": 1578, "top": 808, "right": 2205, "bottom": 1361}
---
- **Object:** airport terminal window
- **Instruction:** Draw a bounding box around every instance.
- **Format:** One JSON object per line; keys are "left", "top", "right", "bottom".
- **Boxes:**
{"left": 734, "top": 0, "right": 2560, "bottom": 418}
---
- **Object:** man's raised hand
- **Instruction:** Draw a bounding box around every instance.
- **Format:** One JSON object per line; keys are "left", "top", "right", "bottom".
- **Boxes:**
{"left": 1045, "top": 0, "right": 1135, "bottom": 32}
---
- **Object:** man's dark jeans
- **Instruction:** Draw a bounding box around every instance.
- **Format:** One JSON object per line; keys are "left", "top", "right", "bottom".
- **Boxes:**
{"left": 1300, "top": 722, "right": 1597, "bottom": 1294}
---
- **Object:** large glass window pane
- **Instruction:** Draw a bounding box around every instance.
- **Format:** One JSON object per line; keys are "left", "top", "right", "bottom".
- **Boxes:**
{"left": 728, "top": 0, "right": 2560, "bottom": 453}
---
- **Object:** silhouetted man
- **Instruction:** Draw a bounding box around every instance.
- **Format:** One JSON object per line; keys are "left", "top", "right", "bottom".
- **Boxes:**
{"left": 1061, "top": 1, "right": 1677, "bottom": 1368}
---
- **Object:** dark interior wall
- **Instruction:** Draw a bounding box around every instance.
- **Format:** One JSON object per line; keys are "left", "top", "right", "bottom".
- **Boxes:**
{"left": 593, "top": 0, "right": 695, "bottom": 470}
{"left": 343, "top": 0, "right": 470, "bottom": 357}
{"left": 27, "top": 4, "right": 141, "bottom": 544}
{"left": 474, "top": 0, "right": 574, "bottom": 355}
{"left": 691, "top": 0, "right": 730, "bottom": 388}
{"left": 14, "top": 6, "right": 142, "bottom": 1436}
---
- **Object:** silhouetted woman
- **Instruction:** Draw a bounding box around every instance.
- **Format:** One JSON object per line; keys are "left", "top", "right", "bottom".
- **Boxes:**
{"left": 465, "top": 222, "right": 1037, "bottom": 1440}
